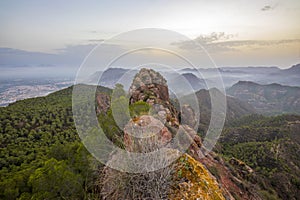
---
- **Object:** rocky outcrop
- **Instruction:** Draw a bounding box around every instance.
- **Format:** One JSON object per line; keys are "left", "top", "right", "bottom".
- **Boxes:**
{"left": 123, "top": 115, "right": 172, "bottom": 152}
{"left": 99, "top": 68, "right": 264, "bottom": 200}
{"left": 180, "top": 104, "right": 197, "bottom": 128}
{"left": 122, "top": 68, "right": 230, "bottom": 199}
{"left": 228, "top": 158, "right": 254, "bottom": 179}
{"left": 180, "top": 125, "right": 203, "bottom": 159}
{"left": 96, "top": 93, "right": 110, "bottom": 114}
{"left": 129, "top": 68, "right": 168, "bottom": 103}
{"left": 129, "top": 68, "right": 179, "bottom": 127}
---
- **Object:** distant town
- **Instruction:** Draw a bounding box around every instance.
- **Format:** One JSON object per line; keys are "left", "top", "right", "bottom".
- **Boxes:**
{"left": 0, "top": 80, "right": 73, "bottom": 106}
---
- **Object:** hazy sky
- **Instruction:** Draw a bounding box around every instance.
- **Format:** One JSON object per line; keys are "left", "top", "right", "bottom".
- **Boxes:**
{"left": 0, "top": 0, "right": 300, "bottom": 68}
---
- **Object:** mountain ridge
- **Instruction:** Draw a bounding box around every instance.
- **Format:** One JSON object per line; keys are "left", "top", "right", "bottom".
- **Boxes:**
{"left": 227, "top": 81, "right": 300, "bottom": 115}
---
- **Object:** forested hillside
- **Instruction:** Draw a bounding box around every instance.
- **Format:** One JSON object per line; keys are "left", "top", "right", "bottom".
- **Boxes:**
{"left": 0, "top": 86, "right": 109, "bottom": 199}
{"left": 218, "top": 114, "right": 300, "bottom": 200}
{"left": 227, "top": 81, "right": 300, "bottom": 115}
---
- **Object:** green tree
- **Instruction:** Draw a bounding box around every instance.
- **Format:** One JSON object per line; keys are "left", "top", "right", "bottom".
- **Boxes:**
{"left": 111, "top": 84, "right": 130, "bottom": 129}
{"left": 29, "top": 158, "right": 83, "bottom": 199}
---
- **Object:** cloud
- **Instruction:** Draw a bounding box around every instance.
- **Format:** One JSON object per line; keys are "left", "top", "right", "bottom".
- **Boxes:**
{"left": 194, "top": 32, "right": 235, "bottom": 43}
{"left": 171, "top": 32, "right": 237, "bottom": 52}
{"left": 0, "top": 48, "right": 59, "bottom": 66}
{"left": 261, "top": 5, "right": 276, "bottom": 11}
{"left": 0, "top": 44, "right": 97, "bottom": 66}
{"left": 217, "top": 39, "right": 300, "bottom": 47}
{"left": 87, "top": 39, "right": 105, "bottom": 43}
{"left": 55, "top": 44, "right": 96, "bottom": 56}
{"left": 172, "top": 33, "right": 300, "bottom": 54}
{"left": 0, "top": 42, "right": 126, "bottom": 68}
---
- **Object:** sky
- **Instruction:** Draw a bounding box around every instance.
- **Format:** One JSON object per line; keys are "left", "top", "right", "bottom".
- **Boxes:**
{"left": 0, "top": 0, "right": 300, "bottom": 69}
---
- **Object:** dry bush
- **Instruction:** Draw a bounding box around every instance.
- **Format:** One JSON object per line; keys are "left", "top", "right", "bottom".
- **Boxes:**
{"left": 95, "top": 140, "right": 180, "bottom": 199}
{"left": 97, "top": 164, "right": 176, "bottom": 200}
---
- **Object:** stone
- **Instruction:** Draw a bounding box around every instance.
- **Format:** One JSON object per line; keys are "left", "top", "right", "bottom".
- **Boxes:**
{"left": 124, "top": 115, "right": 172, "bottom": 152}
{"left": 96, "top": 93, "right": 110, "bottom": 114}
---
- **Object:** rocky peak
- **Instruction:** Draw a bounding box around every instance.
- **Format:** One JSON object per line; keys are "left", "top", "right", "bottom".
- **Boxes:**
{"left": 129, "top": 68, "right": 169, "bottom": 104}
{"left": 129, "top": 68, "right": 179, "bottom": 128}
{"left": 130, "top": 68, "right": 167, "bottom": 88}
{"left": 99, "top": 68, "right": 263, "bottom": 199}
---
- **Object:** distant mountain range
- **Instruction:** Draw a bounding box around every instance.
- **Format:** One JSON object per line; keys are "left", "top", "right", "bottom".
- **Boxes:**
{"left": 1, "top": 63, "right": 299, "bottom": 110}
{"left": 227, "top": 81, "right": 300, "bottom": 115}
{"left": 89, "top": 63, "right": 300, "bottom": 91}
{"left": 84, "top": 64, "right": 300, "bottom": 116}
{"left": 214, "top": 64, "right": 300, "bottom": 87}
{"left": 281, "top": 63, "right": 300, "bottom": 74}
{"left": 89, "top": 68, "right": 134, "bottom": 88}
{"left": 1, "top": 45, "right": 299, "bottom": 88}
{"left": 169, "top": 73, "right": 208, "bottom": 94}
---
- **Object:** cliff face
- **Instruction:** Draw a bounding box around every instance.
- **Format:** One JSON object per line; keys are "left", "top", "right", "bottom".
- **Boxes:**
{"left": 96, "top": 93, "right": 110, "bottom": 114}
{"left": 98, "top": 68, "right": 262, "bottom": 199}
